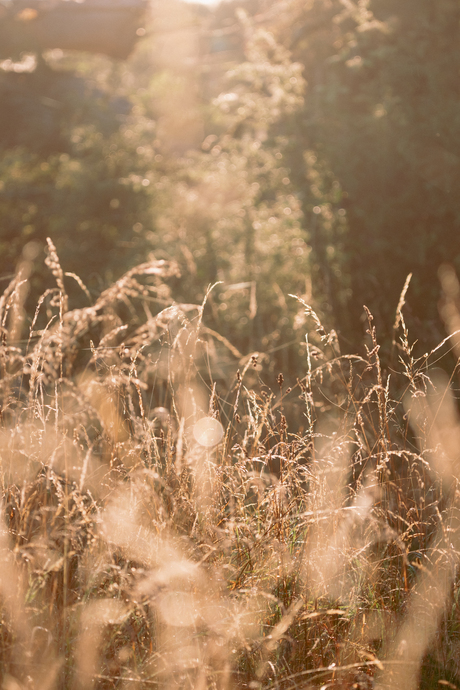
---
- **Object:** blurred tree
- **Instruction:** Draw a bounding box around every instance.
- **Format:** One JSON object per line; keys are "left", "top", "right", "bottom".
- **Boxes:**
{"left": 0, "top": 123, "right": 160, "bottom": 307}
{"left": 283, "top": 0, "right": 460, "bottom": 351}
{"left": 0, "top": 59, "right": 164, "bottom": 308}
{"left": 0, "top": 3, "right": 162, "bottom": 308}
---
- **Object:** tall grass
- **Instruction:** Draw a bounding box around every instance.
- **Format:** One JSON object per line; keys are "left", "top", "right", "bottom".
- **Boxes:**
{"left": 1, "top": 244, "right": 460, "bottom": 690}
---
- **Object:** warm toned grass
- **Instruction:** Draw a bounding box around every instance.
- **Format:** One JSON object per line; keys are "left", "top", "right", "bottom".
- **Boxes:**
{"left": 0, "top": 245, "right": 460, "bottom": 690}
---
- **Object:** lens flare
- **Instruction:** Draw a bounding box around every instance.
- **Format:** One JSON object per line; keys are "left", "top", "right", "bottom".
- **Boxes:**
{"left": 193, "top": 417, "right": 224, "bottom": 447}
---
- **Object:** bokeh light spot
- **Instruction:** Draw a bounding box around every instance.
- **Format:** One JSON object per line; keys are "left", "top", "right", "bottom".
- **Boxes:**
{"left": 193, "top": 417, "right": 224, "bottom": 448}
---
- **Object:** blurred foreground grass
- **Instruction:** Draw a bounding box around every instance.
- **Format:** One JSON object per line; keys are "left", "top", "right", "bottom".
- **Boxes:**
{"left": 1, "top": 244, "right": 460, "bottom": 690}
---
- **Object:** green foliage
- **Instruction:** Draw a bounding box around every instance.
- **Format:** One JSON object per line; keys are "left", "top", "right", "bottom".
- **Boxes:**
{"left": 149, "top": 24, "right": 309, "bottom": 365}
{"left": 4, "top": 0, "right": 460, "bottom": 377}
{"left": 0, "top": 7, "right": 313, "bottom": 377}
{"left": 287, "top": 0, "right": 460, "bottom": 349}
{"left": 0, "top": 131, "right": 157, "bottom": 302}
{"left": 0, "top": 50, "right": 171, "bottom": 307}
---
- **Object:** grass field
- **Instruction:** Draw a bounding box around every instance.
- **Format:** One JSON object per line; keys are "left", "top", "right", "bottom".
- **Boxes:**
{"left": 1, "top": 244, "right": 460, "bottom": 690}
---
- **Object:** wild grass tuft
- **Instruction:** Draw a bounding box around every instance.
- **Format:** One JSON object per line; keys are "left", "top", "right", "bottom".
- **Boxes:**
{"left": 0, "top": 251, "right": 460, "bottom": 690}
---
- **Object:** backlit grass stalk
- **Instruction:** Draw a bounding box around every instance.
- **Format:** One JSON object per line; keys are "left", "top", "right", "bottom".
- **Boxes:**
{"left": 0, "top": 252, "right": 459, "bottom": 689}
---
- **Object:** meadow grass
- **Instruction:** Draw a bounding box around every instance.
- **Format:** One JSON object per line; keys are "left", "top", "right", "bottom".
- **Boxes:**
{"left": 0, "top": 244, "right": 460, "bottom": 690}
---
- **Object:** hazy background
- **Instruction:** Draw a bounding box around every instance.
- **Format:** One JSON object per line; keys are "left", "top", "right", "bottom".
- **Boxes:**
{"left": 1, "top": 0, "right": 459, "bottom": 374}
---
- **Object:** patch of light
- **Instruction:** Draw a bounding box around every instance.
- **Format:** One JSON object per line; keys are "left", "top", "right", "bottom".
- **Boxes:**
{"left": 0, "top": 55, "right": 37, "bottom": 72}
